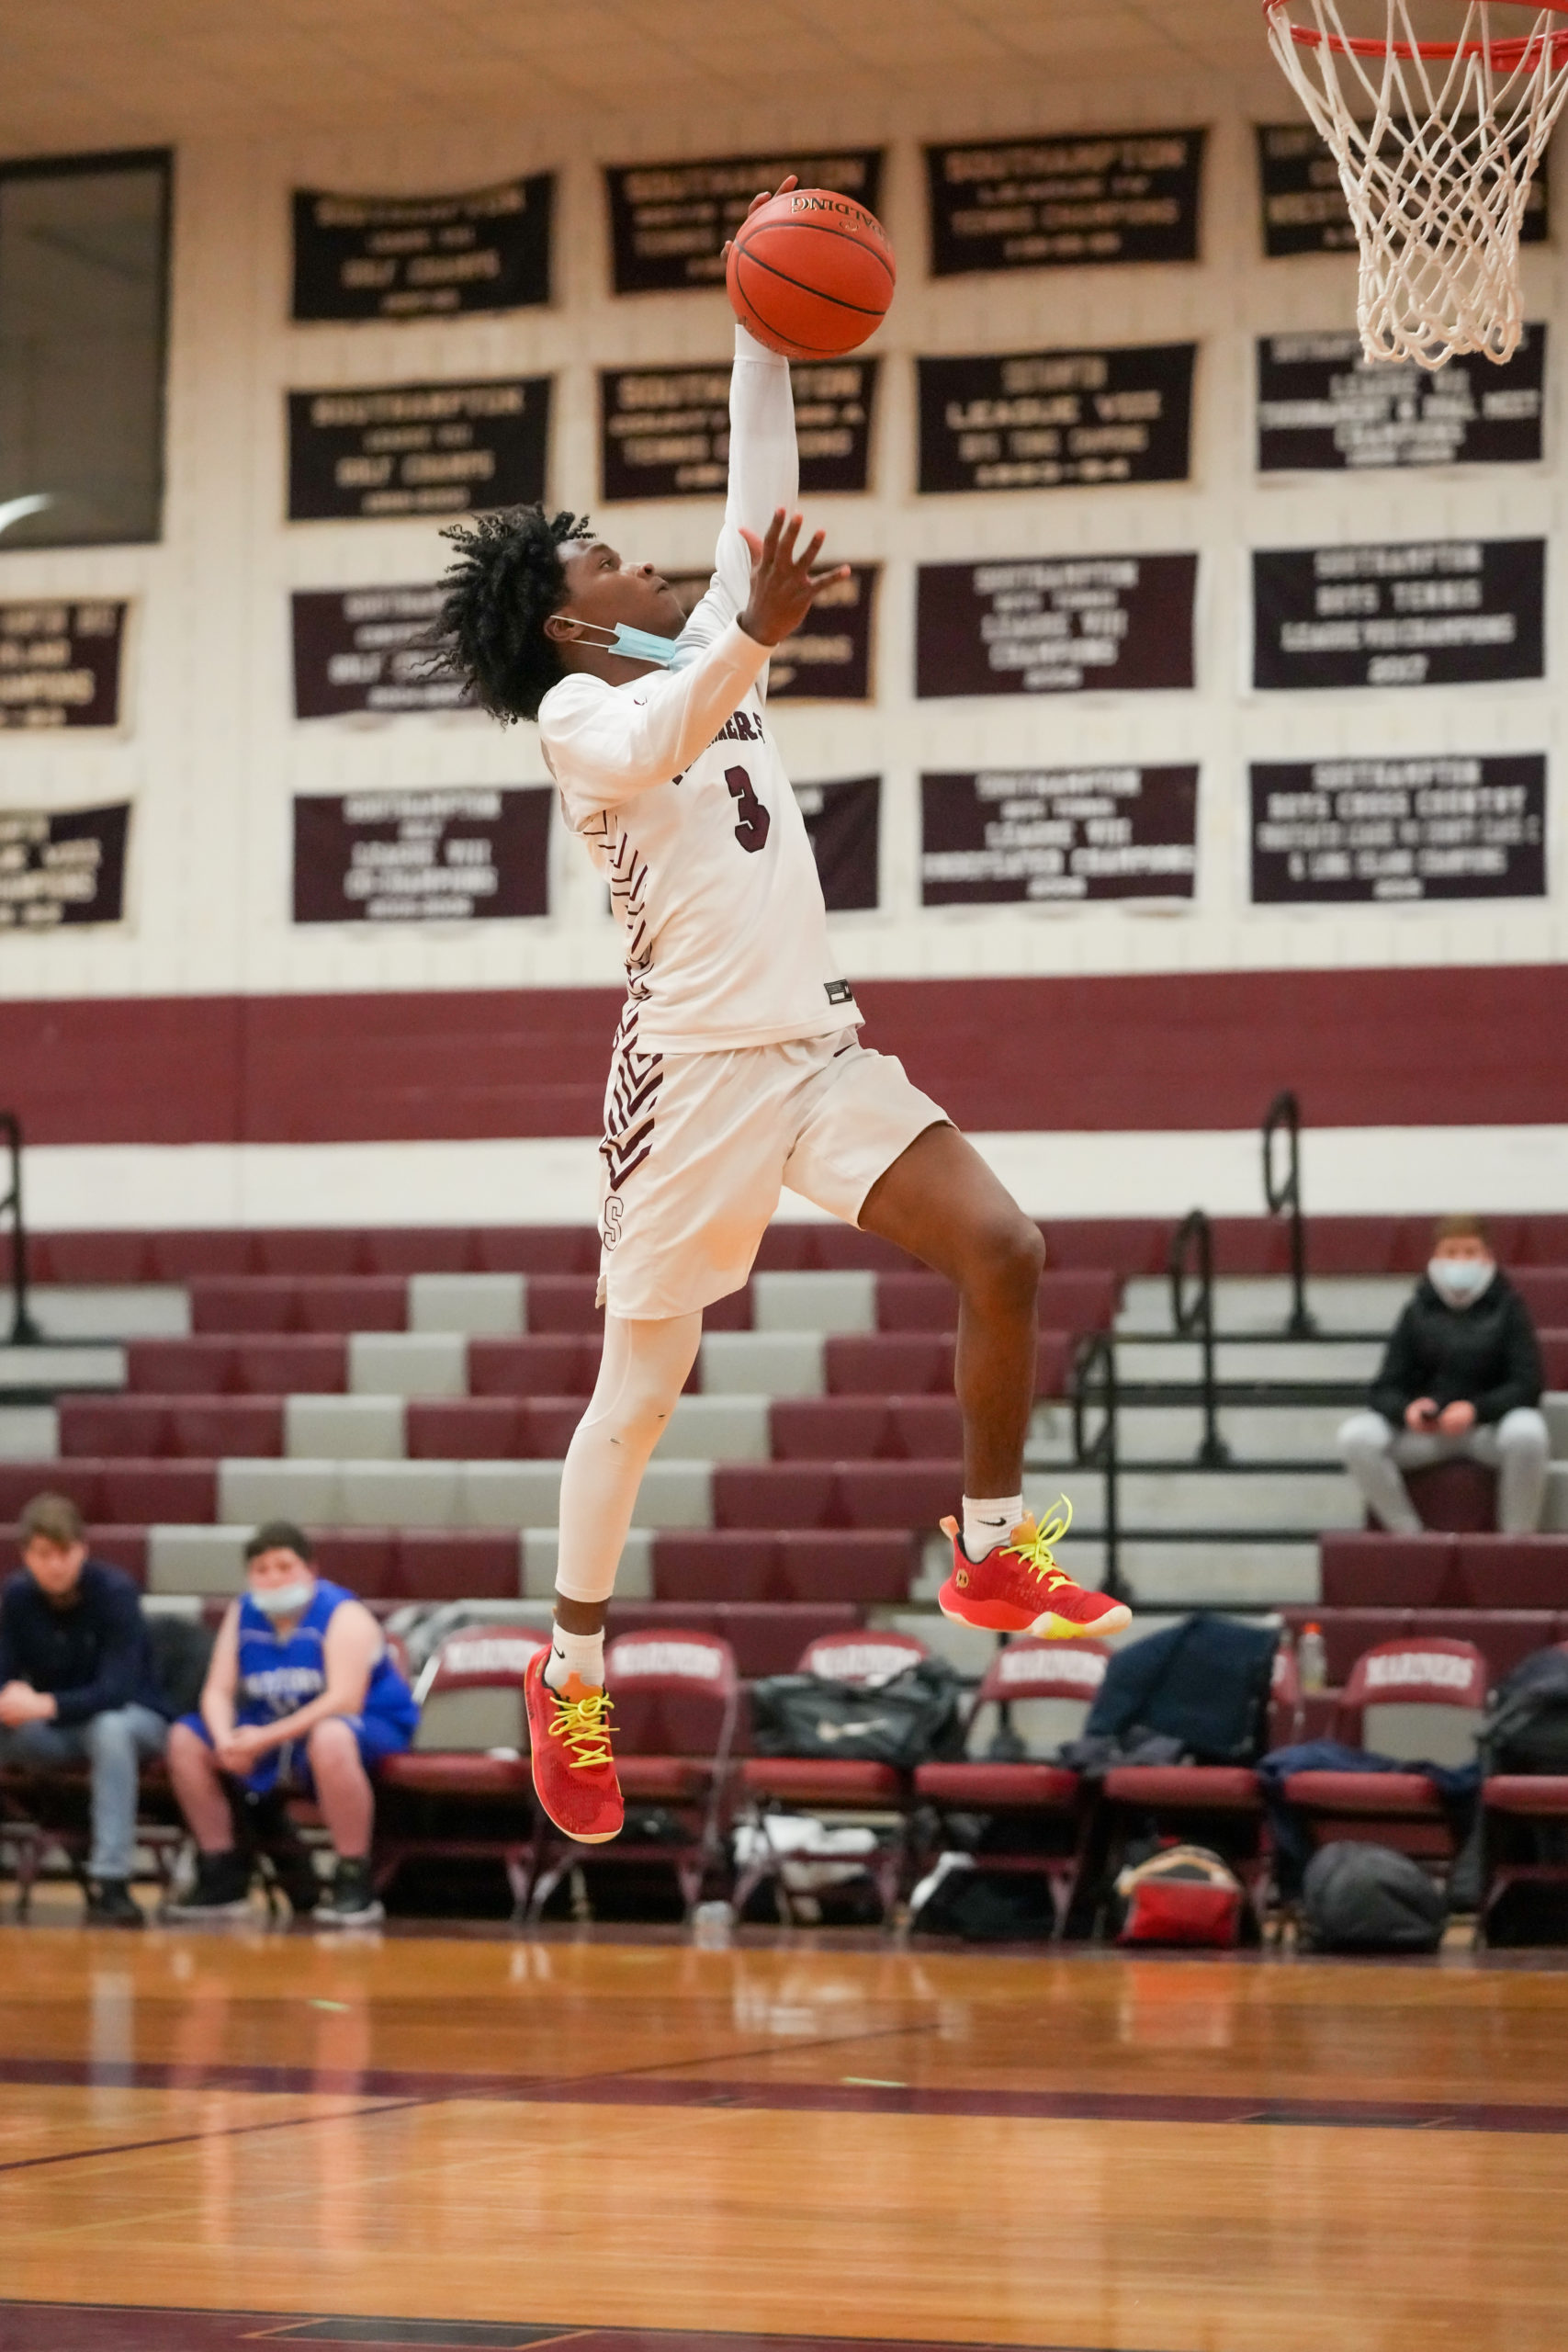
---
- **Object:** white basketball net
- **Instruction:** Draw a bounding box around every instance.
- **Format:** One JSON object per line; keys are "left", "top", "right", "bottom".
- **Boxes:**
{"left": 1265, "top": 1, "right": 1568, "bottom": 366}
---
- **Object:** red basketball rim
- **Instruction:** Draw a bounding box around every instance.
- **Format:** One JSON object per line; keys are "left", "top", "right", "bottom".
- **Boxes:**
{"left": 1264, "top": 0, "right": 1568, "bottom": 65}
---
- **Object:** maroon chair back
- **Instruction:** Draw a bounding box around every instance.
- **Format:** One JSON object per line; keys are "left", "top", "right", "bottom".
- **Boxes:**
{"left": 975, "top": 1637, "right": 1108, "bottom": 1707}
{"left": 606, "top": 1630, "right": 739, "bottom": 1758}
{"left": 1336, "top": 1637, "right": 1488, "bottom": 1761}
{"left": 412, "top": 1624, "right": 547, "bottom": 1705}
{"left": 797, "top": 1629, "right": 930, "bottom": 1686}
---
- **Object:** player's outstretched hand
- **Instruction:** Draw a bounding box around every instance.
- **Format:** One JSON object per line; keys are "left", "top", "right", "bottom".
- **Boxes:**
{"left": 721, "top": 175, "right": 796, "bottom": 264}
{"left": 739, "top": 508, "right": 851, "bottom": 649}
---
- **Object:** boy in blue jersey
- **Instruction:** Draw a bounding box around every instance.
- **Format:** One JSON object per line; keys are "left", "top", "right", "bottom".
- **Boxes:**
{"left": 166, "top": 1521, "right": 416, "bottom": 1926}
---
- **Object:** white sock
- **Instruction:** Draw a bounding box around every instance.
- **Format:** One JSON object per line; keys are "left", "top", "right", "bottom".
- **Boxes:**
{"left": 545, "top": 1622, "right": 605, "bottom": 1692}
{"left": 963, "top": 1494, "right": 1024, "bottom": 1563}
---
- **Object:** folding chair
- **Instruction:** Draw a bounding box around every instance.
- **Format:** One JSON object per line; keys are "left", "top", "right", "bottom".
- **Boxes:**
{"left": 1280, "top": 1636, "right": 1487, "bottom": 1887}
{"left": 374, "top": 1624, "right": 547, "bottom": 1918}
{"left": 911, "top": 1638, "right": 1107, "bottom": 1936}
{"left": 526, "top": 1630, "right": 739, "bottom": 1921}
{"left": 1478, "top": 1642, "right": 1568, "bottom": 1942}
{"left": 735, "top": 1628, "right": 933, "bottom": 1923}
{"left": 1089, "top": 1642, "right": 1303, "bottom": 1939}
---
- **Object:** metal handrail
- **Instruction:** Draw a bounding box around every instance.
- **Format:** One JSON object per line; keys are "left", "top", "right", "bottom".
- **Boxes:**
{"left": 1168, "top": 1206, "right": 1229, "bottom": 1467}
{"left": 0, "top": 1113, "right": 41, "bottom": 1345}
{"left": 1071, "top": 1328, "right": 1125, "bottom": 1604}
{"left": 1262, "top": 1088, "right": 1316, "bottom": 1338}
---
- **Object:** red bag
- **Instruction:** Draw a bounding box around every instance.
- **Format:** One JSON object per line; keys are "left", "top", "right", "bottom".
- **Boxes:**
{"left": 1116, "top": 1843, "right": 1244, "bottom": 1947}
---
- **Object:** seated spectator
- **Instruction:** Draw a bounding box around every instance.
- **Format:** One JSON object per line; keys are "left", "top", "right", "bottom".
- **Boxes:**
{"left": 1339, "top": 1216, "right": 1549, "bottom": 1534}
{"left": 165, "top": 1521, "right": 417, "bottom": 1928}
{"left": 0, "top": 1493, "right": 169, "bottom": 1928}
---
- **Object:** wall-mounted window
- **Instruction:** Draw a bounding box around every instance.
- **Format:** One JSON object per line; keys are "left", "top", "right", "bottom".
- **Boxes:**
{"left": 0, "top": 149, "right": 171, "bottom": 548}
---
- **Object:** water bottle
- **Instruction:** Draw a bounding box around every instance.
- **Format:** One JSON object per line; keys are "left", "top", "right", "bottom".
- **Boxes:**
{"left": 692, "top": 1900, "right": 734, "bottom": 1949}
{"left": 1298, "top": 1622, "right": 1327, "bottom": 1696}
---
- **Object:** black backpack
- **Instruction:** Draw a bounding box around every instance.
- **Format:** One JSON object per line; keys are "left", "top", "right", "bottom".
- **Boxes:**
{"left": 1301, "top": 1841, "right": 1447, "bottom": 1953}
{"left": 1483, "top": 1647, "right": 1568, "bottom": 1776}
{"left": 750, "top": 1657, "right": 964, "bottom": 1770}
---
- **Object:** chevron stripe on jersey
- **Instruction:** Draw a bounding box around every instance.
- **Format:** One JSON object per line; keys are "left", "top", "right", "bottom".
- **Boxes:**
{"left": 600, "top": 1003, "right": 662, "bottom": 1193}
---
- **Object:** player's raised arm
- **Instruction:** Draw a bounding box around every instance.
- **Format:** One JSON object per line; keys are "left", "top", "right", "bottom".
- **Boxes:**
{"left": 713, "top": 179, "right": 801, "bottom": 608}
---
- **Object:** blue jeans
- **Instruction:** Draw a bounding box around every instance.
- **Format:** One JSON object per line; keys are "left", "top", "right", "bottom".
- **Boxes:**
{"left": 0, "top": 1702, "right": 168, "bottom": 1881}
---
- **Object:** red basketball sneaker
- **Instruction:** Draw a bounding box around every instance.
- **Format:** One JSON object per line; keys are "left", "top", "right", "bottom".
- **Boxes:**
{"left": 936, "top": 1502, "right": 1132, "bottom": 1640}
{"left": 525, "top": 1649, "right": 625, "bottom": 1844}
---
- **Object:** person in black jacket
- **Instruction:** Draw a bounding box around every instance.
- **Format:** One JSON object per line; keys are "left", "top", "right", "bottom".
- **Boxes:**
{"left": 1338, "top": 1215, "right": 1549, "bottom": 1533}
{"left": 0, "top": 1492, "right": 168, "bottom": 1926}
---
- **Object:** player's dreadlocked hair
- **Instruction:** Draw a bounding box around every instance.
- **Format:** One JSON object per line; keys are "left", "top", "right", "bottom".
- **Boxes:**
{"left": 428, "top": 505, "right": 592, "bottom": 724}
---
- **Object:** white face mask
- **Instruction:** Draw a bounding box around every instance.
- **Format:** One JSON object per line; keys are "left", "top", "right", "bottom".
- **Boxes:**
{"left": 1428, "top": 1257, "right": 1494, "bottom": 1309}
{"left": 249, "top": 1577, "right": 314, "bottom": 1619}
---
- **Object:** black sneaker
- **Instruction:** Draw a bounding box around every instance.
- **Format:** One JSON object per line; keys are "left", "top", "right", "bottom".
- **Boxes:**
{"left": 85, "top": 1878, "right": 144, "bottom": 1929}
{"left": 164, "top": 1850, "right": 254, "bottom": 1920}
{"left": 313, "top": 1858, "right": 384, "bottom": 1928}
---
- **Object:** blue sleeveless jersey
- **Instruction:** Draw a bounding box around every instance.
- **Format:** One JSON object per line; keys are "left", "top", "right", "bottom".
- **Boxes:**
{"left": 235, "top": 1578, "right": 417, "bottom": 1740}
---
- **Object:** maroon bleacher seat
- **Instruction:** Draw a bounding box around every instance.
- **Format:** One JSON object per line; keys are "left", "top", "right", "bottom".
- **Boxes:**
{"left": 652, "top": 1530, "right": 916, "bottom": 1605}
{"left": 85, "top": 1526, "right": 149, "bottom": 1584}
{"left": 126, "top": 1338, "right": 349, "bottom": 1395}
{"left": 912, "top": 1640, "right": 1105, "bottom": 1935}
{"left": 60, "top": 1397, "right": 286, "bottom": 1460}
{"left": 1403, "top": 1458, "right": 1498, "bottom": 1533}
{"left": 1455, "top": 1537, "right": 1568, "bottom": 1611}
{"left": 406, "top": 1400, "right": 528, "bottom": 1459}
{"left": 825, "top": 1332, "right": 1071, "bottom": 1398}
{"left": 768, "top": 1397, "right": 962, "bottom": 1461}
{"left": 710, "top": 1460, "right": 961, "bottom": 1532}
{"left": 1511, "top": 1270, "right": 1568, "bottom": 1323}
{"left": 1280, "top": 1638, "right": 1489, "bottom": 1874}
{"left": 0, "top": 1461, "right": 218, "bottom": 1523}
{"left": 1285, "top": 1607, "right": 1558, "bottom": 1689}
{"left": 750, "top": 1226, "right": 914, "bottom": 1272}
{"left": 874, "top": 1269, "right": 1118, "bottom": 1335}
{"left": 529, "top": 1630, "right": 739, "bottom": 1918}
{"left": 522, "top": 1275, "right": 614, "bottom": 1334}
{"left": 376, "top": 1623, "right": 546, "bottom": 1916}
{"left": 467, "top": 1338, "right": 604, "bottom": 1398}
{"left": 188, "top": 1277, "right": 407, "bottom": 1336}
{"left": 1319, "top": 1533, "right": 1461, "bottom": 1609}
{"left": 1540, "top": 1332, "right": 1568, "bottom": 1386}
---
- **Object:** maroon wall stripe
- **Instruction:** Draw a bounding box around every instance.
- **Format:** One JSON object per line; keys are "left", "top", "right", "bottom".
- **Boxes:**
{"left": 1, "top": 965, "right": 1562, "bottom": 1147}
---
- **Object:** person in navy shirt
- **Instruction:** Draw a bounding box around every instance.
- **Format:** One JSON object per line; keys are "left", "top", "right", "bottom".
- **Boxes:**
{"left": 0, "top": 1491, "right": 168, "bottom": 1927}
{"left": 166, "top": 1521, "right": 416, "bottom": 1927}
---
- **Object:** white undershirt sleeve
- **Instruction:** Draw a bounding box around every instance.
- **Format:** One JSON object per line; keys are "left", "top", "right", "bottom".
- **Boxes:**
{"left": 540, "top": 620, "right": 772, "bottom": 807}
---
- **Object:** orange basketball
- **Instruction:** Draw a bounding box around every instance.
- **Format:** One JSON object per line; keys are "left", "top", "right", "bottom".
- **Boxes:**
{"left": 726, "top": 187, "right": 896, "bottom": 361}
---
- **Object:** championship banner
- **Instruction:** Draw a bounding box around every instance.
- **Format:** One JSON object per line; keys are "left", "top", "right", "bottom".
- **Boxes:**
{"left": 600, "top": 359, "right": 877, "bottom": 501}
{"left": 288, "top": 379, "right": 550, "bottom": 520}
{"left": 293, "top": 788, "right": 550, "bottom": 923}
{"left": 1257, "top": 330, "right": 1544, "bottom": 471}
{"left": 292, "top": 587, "right": 465, "bottom": 719}
{"left": 798, "top": 775, "right": 880, "bottom": 911}
{"left": 291, "top": 175, "right": 552, "bottom": 321}
{"left": 0, "top": 600, "right": 126, "bottom": 730}
{"left": 669, "top": 566, "right": 877, "bottom": 700}
{"left": 605, "top": 149, "right": 883, "bottom": 293}
{"left": 921, "top": 767, "right": 1197, "bottom": 904}
{"left": 1257, "top": 122, "right": 1549, "bottom": 257}
{"left": 918, "top": 344, "right": 1194, "bottom": 493}
{"left": 1252, "top": 538, "right": 1545, "bottom": 690}
{"left": 917, "top": 556, "right": 1197, "bottom": 697}
{"left": 0, "top": 804, "right": 130, "bottom": 928}
{"left": 926, "top": 130, "right": 1205, "bottom": 277}
{"left": 1250, "top": 754, "right": 1545, "bottom": 902}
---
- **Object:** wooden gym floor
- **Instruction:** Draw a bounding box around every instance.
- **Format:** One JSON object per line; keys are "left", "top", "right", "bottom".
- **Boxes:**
{"left": 2, "top": 1916, "right": 1567, "bottom": 2352}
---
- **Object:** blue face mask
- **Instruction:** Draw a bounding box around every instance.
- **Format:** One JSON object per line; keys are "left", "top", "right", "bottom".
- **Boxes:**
{"left": 558, "top": 616, "right": 694, "bottom": 670}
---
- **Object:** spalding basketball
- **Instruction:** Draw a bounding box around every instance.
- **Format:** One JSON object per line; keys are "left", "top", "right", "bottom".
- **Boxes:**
{"left": 726, "top": 187, "right": 896, "bottom": 361}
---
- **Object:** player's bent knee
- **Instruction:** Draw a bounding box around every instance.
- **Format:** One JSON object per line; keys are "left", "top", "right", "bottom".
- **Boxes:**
{"left": 306, "top": 1717, "right": 361, "bottom": 1768}
{"left": 961, "top": 1212, "right": 1044, "bottom": 1306}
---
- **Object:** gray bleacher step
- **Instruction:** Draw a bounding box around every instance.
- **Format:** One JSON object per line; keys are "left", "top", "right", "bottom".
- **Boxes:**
{"left": 348, "top": 1332, "right": 467, "bottom": 1398}
{"left": 0, "top": 1342, "right": 126, "bottom": 1395}
{"left": 1118, "top": 1274, "right": 1410, "bottom": 1336}
{"left": 0, "top": 1404, "right": 59, "bottom": 1459}
{"left": 1115, "top": 1335, "right": 1382, "bottom": 1383}
{"left": 409, "top": 1272, "right": 524, "bottom": 1338}
{"left": 1543, "top": 1394, "right": 1568, "bottom": 1455}
{"left": 1032, "top": 1400, "right": 1355, "bottom": 1464}
{"left": 701, "top": 1330, "right": 824, "bottom": 1396}
{"left": 661, "top": 1394, "right": 771, "bottom": 1462}
{"left": 286, "top": 1394, "right": 405, "bottom": 1460}
{"left": 215, "top": 1455, "right": 714, "bottom": 1531}
{"left": 28, "top": 1286, "right": 191, "bottom": 1340}
{"left": 751, "top": 1270, "right": 876, "bottom": 1335}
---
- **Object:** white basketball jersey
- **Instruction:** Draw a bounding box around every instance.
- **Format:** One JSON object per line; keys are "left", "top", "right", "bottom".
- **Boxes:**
{"left": 539, "top": 331, "right": 861, "bottom": 1058}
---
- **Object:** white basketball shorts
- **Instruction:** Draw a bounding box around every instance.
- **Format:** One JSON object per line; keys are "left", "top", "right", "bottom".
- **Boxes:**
{"left": 595, "top": 1022, "right": 948, "bottom": 1320}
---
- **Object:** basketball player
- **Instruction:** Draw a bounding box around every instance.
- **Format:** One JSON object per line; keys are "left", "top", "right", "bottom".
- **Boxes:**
{"left": 432, "top": 181, "right": 1130, "bottom": 1846}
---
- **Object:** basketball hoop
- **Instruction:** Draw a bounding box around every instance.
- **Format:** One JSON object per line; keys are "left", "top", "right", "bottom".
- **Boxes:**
{"left": 1264, "top": 0, "right": 1568, "bottom": 366}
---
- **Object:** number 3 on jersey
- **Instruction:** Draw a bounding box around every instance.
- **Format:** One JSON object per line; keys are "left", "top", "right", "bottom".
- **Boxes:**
{"left": 726, "top": 764, "right": 771, "bottom": 854}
